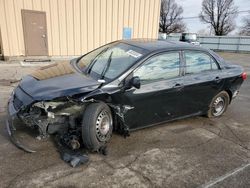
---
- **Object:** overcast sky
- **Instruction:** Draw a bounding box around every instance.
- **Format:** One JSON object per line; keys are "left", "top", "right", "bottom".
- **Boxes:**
{"left": 175, "top": 0, "right": 250, "bottom": 34}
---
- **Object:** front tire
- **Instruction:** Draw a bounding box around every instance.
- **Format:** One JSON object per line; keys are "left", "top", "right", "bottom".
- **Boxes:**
{"left": 82, "top": 103, "right": 113, "bottom": 151}
{"left": 207, "top": 91, "right": 230, "bottom": 118}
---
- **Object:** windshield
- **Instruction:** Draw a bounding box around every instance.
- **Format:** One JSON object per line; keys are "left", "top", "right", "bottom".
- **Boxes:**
{"left": 77, "top": 43, "right": 146, "bottom": 81}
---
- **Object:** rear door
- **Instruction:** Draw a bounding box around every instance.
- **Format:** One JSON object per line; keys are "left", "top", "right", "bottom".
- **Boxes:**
{"left": 181, "top": 50, "right": 224, "bottom": 115}
{"left": 117, "top": 51, "right": 185, "bottom": 129}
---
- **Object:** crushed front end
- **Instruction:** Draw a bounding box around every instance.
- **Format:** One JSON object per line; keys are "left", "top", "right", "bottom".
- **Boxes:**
{"left": 6, "top": 85, "right": 87, "bottom": 153}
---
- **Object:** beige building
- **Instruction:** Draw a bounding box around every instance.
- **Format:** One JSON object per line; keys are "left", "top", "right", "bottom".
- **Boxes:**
{"left": 0, "top": 0, "right": 161, "bottom": 59}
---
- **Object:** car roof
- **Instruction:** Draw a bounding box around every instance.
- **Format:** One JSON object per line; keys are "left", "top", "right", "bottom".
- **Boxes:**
{"left": 120, "top": 39, "right": 205, "bottom": 52}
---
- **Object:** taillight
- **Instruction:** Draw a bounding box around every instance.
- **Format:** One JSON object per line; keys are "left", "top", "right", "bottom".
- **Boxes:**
{"left": 241, "top": 72, "right": 247, "bottom": 80}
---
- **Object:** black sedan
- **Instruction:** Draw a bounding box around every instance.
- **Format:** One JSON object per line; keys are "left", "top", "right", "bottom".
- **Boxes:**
{"left": 6, "top": 39, "right": 247, "bottom": 153}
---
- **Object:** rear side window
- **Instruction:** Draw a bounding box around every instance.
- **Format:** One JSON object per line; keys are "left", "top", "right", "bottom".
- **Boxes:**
{"left": 134, "top": 52, "right": 180, "bottom": 84}
{"left": 184, "top": 51, "right": 218, "bottom": 74}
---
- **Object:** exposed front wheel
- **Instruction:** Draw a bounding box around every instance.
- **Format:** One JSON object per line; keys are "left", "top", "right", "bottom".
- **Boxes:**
{"left": 82, "top": 103, "right": 113, "bottom": 151}
{"left": 207, "top": 91, "right": 230, "bottom": 118}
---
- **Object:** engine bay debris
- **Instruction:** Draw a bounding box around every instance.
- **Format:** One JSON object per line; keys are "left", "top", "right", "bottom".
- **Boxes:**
{"left": 54, "top": 134, "right": 89, "bottom": 168}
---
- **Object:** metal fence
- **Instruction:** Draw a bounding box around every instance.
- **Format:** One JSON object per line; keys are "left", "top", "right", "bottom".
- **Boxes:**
{"left": 162, "top": 34, "right": 250, "bottom": 52}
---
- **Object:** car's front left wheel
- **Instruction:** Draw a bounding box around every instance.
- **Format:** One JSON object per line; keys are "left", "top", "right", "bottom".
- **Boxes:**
{"left": 82, "top": 103, "right": 113, "bottom": 151}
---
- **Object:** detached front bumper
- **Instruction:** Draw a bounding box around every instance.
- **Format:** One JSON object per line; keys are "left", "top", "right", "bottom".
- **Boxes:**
{"left": 6, "top": 94, "right": 36, "bottom": 153}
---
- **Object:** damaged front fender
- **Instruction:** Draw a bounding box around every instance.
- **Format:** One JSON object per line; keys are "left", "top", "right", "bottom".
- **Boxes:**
{"left": 108, "top": 104, "right": 134, "bottom": 137}
{"left": 80, "top": 87, "right": 135, "bottom": 137}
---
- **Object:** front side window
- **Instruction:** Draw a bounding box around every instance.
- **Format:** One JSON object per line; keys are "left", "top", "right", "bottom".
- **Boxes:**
{"left": 134, "top": 52, "right": 180, "bottom": 84}
{"left": 184, "top": 51, "right": 218, "bottom": 74}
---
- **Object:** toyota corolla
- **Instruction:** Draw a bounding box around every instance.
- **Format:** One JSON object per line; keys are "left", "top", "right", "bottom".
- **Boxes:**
{"left": 6, "top": 39, "right": 247, "bottom": 153}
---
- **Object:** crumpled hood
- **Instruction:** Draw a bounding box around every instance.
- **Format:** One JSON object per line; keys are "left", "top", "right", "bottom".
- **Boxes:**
{"left": 19, "top": 61, "right": 100, "bottom": 100}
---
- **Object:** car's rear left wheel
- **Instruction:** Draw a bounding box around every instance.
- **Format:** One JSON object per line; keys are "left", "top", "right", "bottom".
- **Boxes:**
{"left": 82, "top": 103, "right": 113, "bottom": 151}
{"left": 207, "top": 91, "right": 230, "bottom": 118}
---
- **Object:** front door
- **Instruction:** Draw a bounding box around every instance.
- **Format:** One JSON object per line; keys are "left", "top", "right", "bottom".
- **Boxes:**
{"left": 22, "top": 10, "right": 48, "bottom": 56}
{"left": 119, "top": 51, "right": 184, "bottom": 130}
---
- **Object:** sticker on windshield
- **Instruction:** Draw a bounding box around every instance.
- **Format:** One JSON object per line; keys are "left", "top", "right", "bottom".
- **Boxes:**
{"left": 126, "top": 50, "right": 142, "bottom": 58}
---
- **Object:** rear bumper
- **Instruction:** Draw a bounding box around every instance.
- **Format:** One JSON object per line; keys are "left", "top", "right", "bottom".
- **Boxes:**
{"left": 6, "top": 95, "right": 36, "bottom": 153}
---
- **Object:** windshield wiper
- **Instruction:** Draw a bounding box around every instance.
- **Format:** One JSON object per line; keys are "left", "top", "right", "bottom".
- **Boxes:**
{"left": 87, "top": 47, "right": 110, "bottom": 74}
{"left": 100, "top": 51, "right": 113, "bottom": 79}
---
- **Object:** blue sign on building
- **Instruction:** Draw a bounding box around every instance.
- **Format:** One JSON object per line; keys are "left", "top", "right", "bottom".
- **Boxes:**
{"left": 123, "top": 27, "right": 132, "bottom": 39}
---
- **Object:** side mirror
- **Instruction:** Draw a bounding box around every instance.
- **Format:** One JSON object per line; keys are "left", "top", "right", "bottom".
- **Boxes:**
{"left": 123, "top": 76, "right": 141, "bottom": 90}
{"left": 130, "top": 76, "right": 141, "bottom": 89}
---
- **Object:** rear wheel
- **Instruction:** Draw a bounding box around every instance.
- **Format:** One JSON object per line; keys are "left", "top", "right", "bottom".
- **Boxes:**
{"left": 82, "top": 103, "right": 113, "bottom": 151}
{"left": 207, "top": 91, "right": 230, "bottom": 118}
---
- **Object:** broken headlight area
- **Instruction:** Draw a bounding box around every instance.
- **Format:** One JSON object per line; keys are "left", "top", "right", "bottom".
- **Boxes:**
{"left": 19, "top": 100, "right": 85, "bottom": 139}
{"left": 8, "top": 98, "right": 94, "bottom": 167}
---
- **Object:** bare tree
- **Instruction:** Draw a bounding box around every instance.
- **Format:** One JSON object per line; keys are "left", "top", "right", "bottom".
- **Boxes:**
{"left": 159, "top": 0, "right": 186, "bottom": 34}
{"left": 239, "top": 15, "right": 250, "bottom": 36}
{"left": 199, "top": 0, "right": 238, "bottom": 35}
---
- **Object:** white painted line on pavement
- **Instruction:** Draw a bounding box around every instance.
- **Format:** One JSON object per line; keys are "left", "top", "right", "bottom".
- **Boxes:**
{"left": 200, "top": 163, "right": 250, "bottom": 188}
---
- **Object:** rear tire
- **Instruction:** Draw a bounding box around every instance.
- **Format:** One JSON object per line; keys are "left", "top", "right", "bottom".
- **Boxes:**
{"left": 82, "top": 103, "right": 113, "bottom": 151}
{"left": 207, "top": 91, "right": 230, "bottom": 118}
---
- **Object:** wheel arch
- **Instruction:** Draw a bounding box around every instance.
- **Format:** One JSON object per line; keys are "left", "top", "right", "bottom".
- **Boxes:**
{"left": 80, "top": 89, "right": 131, "bottom": 136}
{"left": 225, "top": 89, "right": 232, "bottom": 103}
{"left": 81, "top": 95, "right": 119, "bottom": 132}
